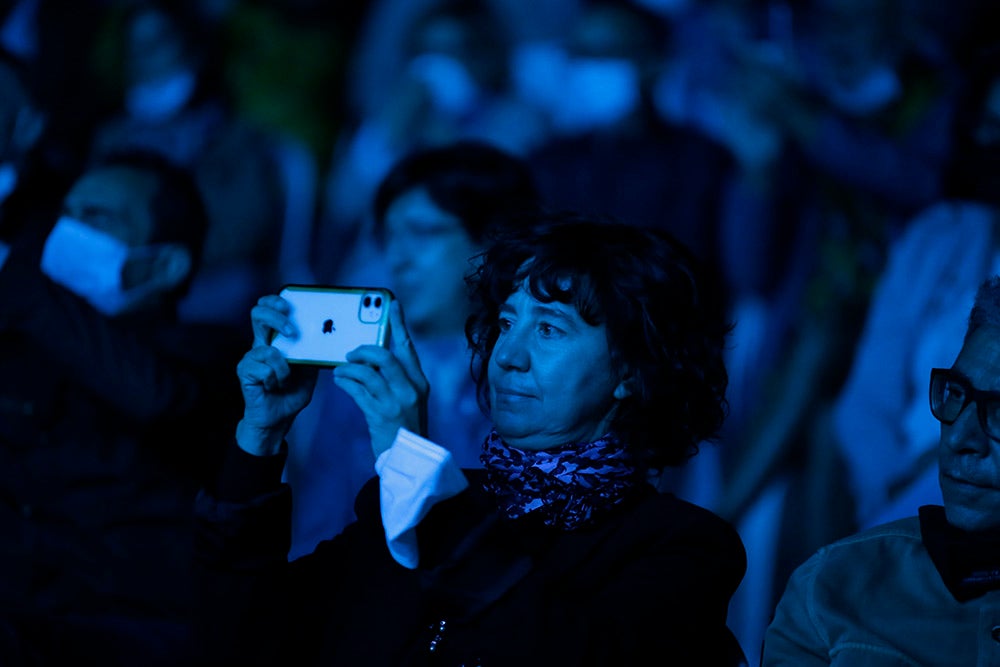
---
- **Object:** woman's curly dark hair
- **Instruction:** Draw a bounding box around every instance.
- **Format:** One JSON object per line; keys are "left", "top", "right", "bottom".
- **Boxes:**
{"left": 465, "top": 212, "right": 732, "bottom": 470}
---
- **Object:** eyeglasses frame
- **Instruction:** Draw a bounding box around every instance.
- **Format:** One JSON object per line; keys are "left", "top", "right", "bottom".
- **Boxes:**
{"left": 929, "top": 367, "right": 1000, "bottom": 443}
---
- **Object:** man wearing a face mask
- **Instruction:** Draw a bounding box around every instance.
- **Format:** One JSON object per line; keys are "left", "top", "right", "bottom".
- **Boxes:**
{"left": 0, "top": 149, "right": 247, "bottom": 666}
{"left": 525, "top": 0, "right": 734, "bottom": 269}
{"left": 89, "top": 1, "right": 286, "bottom": 329}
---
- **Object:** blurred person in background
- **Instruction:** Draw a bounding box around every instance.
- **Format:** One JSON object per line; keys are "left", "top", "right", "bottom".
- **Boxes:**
{"left": 347, "top": 0, "right": 579, "bottom": 121}
{"left": 284, "top": 139, "right": 541, "bottom": 559}
{"left": 525, "top": 0, "right": 736, "bottom": 271}
{"left": 0, "top": 148, "right": 246, "bottom": 665}
{"left": 0, "top": 0, "right": 113, "bottom": 178}
{"left": 0, "top": 47, "right": 70, "bottom": 249}
{"left": 315, "top": 0, "right": 549, "bottom": 286}
{"left": 648, "top": 0, "right": 968, "bottom": 662}
{"left": 828, "top": 44, "right": 1000, "bottom": 535}
{"left": 89, "top": 0, "right": 290, "bottom": 327}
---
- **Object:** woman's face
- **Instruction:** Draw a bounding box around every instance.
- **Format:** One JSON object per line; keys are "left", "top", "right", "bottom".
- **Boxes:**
{"left": 487, "top": 282, "right": 628, "bottom": 450}
{"left": 383, "top": 187, "right": 480, "bottom": 337}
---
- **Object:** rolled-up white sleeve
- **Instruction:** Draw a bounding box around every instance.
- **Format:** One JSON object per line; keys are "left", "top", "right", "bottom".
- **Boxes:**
{"left": 375, "top": 428, "right": 469, "bottom": 569}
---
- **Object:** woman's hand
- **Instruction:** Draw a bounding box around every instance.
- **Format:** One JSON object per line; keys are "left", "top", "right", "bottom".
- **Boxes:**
{"left": 333, "top": 300, "right": 429, "bottom": 458}
{"left": 235, "top": 294, "right": 318, "bottom": 456}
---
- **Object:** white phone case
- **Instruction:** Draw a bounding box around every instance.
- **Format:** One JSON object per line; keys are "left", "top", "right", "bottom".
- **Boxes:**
{"left": 269, "top": 285, "right": 393, "bottom": 366}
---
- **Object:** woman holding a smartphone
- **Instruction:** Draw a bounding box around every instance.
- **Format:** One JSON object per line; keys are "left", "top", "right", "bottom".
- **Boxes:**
{"left": 195, "top": 213, "right": 747, "bottom": 666}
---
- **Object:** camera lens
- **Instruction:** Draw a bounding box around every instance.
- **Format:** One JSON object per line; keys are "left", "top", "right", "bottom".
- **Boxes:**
{"left": 374, "top": 297, "right": 382, "bottom": 307}
{"left": 363, "top": 296, "right": 371, "bottom": 307}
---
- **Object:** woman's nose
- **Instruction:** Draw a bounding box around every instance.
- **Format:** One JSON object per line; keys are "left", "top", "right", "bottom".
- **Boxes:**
{"left": 492, "top": 328, "right": 529, "bottom": 371}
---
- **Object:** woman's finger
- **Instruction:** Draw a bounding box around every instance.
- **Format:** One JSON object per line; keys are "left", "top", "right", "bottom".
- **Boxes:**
{"left": 386, "top": 300, "right": 429, "bottom": 391}
{"left": 250, "top": 295, "right": 296, "bottom": 347}
{"left": 238, "top": 345, "right": 291, "bottom": 391}
{"left": 332, "top": 373, "right": 383, "bottom": 416}
{"left": 351, "top": 346, "right": 422, "bottom": 401}
{"left": 333, "top": 358, "right": 390, "bottom": 399}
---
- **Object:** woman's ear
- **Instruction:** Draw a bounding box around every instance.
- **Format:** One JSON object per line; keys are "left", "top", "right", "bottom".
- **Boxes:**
{"left": 613, "top": 376, "right": 633, "bottom": 400}
{"left": 613, "top": 365, "right": 636, "bottom": 401}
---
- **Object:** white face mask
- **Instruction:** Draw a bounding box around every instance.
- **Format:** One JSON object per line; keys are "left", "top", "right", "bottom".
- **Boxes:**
{"left": 40, "top": 216, "right": 160, "bottom": 316}
{"left": 510, "top": 41, "right": 569, "bottom": 111}
{"left": 549, "top": 57, "right": 640, "bottom": 135}
{"left": 125, "top": 69, "right": 197, "bottom": 122}
{"left": 407, "top": 53, "right": 481, "bottom": 117}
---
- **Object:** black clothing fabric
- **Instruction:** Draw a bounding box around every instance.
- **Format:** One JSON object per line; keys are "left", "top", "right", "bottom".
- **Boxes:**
{"left": 920, "top": 504, "right": 1000, "bottom": 602}
{"left": 527, "top": 122, "right": 735, "bottom": 270}
{"left": 196, "top": 441, "right": 748, "bottom": 666}
{"left": 0, "top": 237, "right": 247, "bottom": 665}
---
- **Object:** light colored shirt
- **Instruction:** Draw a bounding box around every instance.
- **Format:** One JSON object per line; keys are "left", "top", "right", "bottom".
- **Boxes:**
{"left": 764, "top": 516, "right": 1000, "bottom": 666}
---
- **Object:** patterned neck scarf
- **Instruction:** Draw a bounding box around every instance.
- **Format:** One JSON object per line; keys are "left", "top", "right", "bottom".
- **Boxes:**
{"left": 479, "top": 429, "right": 640, "bottom": 530}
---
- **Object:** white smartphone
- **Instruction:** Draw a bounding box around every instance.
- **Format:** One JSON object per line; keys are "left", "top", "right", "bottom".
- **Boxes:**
{"left": 269, "top": 285, "right": 394, "bottom": 366}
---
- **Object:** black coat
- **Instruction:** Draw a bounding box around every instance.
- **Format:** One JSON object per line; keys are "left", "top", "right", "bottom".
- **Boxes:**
{"left": 196, "top": 446, "right": 747, "bottom": 666}
{"left": 0, "top": 236, "right": 248, "bottom": 665}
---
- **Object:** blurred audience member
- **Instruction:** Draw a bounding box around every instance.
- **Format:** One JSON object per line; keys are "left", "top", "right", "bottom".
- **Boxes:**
{"left": 89, "top": 0, "right": 290, "bottom": 326}
{"left": 657, "top": 1, "right": 967, "bottom": 662}
{"left": 526, "top": 0, "right": 735, "bottom": 269}
{"left": 284, "top": 140, "right": 541, "bottom": 558}
{"left": 316, "top": 0, "right": 548, "bottom": 284}
{"left": 0, "top": 47, "right": 71, "bottom": 247}
{"left": 0, "top": 148, "right": 246, "bottom": 665}
{"left": 716, "top": 22, "right": 983, "bottom": 664}
{"left": 0, "top": 1, "right": 113, "bottom": 175}
{"left": 349, "top": 0, "right": 579, "bottom": 121}
{"left": 830, "top": 46, "right": 1000, "bottom": 533}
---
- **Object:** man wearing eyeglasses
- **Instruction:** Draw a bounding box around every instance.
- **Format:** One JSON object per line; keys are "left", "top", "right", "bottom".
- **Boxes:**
{"left": 762, "top": 274, "right": 1000, "bottom": 666}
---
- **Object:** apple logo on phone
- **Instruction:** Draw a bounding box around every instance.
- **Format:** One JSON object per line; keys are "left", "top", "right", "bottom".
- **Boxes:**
{"left": 323, "top": 319, "right": 335, "bottom": 334}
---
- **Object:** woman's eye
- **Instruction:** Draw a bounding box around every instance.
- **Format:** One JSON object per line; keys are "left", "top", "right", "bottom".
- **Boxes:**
{"left": 497, "top": 317, "right": 512, "bottom": 332}
{"left": 538, "top": 323, "right": 559, "bottom": 337}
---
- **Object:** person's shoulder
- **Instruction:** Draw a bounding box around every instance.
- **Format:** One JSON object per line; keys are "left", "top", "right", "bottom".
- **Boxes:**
{"left": 647, "top": 490, "right": 737, "bottom": 527}
{"left": 901, "top": 200, "right": 995, "bottom": 241}
{"left": 819, "top": 515, "right": 923, "bottom": 552}
{"left": 787, "top": 515, "right": 928, "bottom": 595}
{"left": 630, "top": 491, "right": 746, "bottom": 554}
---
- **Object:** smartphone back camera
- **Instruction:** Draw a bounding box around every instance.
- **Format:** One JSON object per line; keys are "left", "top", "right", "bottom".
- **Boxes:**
{"left": 359, "top": 292, "right": 385, "bottom": 323}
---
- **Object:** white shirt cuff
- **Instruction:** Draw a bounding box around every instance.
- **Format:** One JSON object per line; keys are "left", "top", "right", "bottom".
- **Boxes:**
{"left": 376, "top": 428, "right": 468, "bottom": 568}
